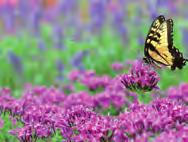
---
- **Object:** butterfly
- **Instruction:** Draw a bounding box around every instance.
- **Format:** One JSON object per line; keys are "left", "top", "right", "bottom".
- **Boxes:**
{"left": 143, "top": 15, "right": 188, "bottom": 70}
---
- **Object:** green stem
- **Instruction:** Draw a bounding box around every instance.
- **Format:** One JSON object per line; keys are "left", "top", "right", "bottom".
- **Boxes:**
{"left": 137, "top": 91, "right": 152, "bottom": 104}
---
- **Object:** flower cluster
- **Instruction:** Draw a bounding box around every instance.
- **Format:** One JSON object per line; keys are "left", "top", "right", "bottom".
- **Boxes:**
{"left": 113, "top": 98, "right": 188, "bottom": 141}
{"left": 111, "top": 62, "right": 124, "bottom": 71}
{"left": 121, "top": 60, "right": 160, "bottom": 92}
{"left": 167, "top": 83, "right": 188, "bottom": 103}
{"left": 154, "top": 125, "right": 188, "bottom": 142}
{"left": 1, "top": 83, "right": 188, "bottom": 142}
{"left": 68, "top": 70, "right": 111, "bottom": 91}
{"left": 0, "top": 66, "right": 188, "bottom": 142}
{"left": 56, "top": 105, "right": 113, "bottom": 141}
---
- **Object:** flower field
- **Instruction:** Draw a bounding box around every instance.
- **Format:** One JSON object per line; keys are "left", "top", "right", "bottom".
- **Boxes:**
{"left": 0, "top": 0, "right": 188, "bottom": 142}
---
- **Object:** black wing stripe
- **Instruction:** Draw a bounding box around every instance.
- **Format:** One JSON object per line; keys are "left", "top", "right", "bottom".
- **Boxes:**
{"left": 144, "top": 15, "right": 165, "bottom": 56}
{"left": 166, "top": 19, "right": 173, "bottom": 49}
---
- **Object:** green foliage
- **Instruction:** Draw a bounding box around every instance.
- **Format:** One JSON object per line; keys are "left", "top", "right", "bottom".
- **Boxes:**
{"left": 0, "top": 115, "right": 20, "bottom": 142}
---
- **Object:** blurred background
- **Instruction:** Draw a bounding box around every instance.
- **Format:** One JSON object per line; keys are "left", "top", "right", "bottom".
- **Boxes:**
{"left": 0, "top": 0, "right": 188, "bottom": 92}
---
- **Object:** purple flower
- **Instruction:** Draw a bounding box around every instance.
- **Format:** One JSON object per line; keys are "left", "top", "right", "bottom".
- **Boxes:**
{"left": 30, "top": 7, "right": 43, "bottom": 36}
{"left": 63, "top": 92, "right": 95, "bottom": 109}
{"left": 71, "top": 50, "right": 89, "bottom": 70}
{"left": 154, "top": 125, "right": 188, "bottom": 142}
{"left": 62, "top": 84, "right": 74, "bottom": 94}
{"left": 9, "top": 104, "right": 58, "bottom": 140}
{"left": 0, "top": 87, "right": 11, "bottom": 95}
{"left": 112, "top": 10, "right": 128, "bottom": 43}
{"left": 111, "top": 62, "right": 124, "bottom": 71}
{"left": 7, "top": 51, "right": 23, "bottom": 74}
{"left": 168, "top": 83, "right": 188, "bottom": 103}
{"left": 56, "top": 59, "right": 64, "bottom": 81}
{"left": 121, "top": 60, "right": 160, "bottom": 92}
{"left": 89, "top": 0, "right": 106, "bottom": 34}
{"left": 68, "top": 69, "right": 81, "bottom": 81}
{"left": 62, "top": 105, "right": 112, "bottom": 141}
{"left": 116, "top": 98, "right": 188, "bottom": 140}
{"left": 182, "top": 28, "right": 188, "bottom": 53}
{"left": 53, "top": 25, "right": 65, "bottom": 50}
{"left": 146, "top": 0, "right": 158, "bottom": 19}
{"left": 80, "top": 74, "right": 111, "bottom": 91}
{"left": 38, "top": 39, "right": 46, "bottom": 51}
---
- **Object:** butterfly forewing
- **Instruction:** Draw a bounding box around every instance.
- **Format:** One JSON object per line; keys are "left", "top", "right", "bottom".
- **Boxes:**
{"left": 145, "top": 16, "right": 165, "bottom": 57}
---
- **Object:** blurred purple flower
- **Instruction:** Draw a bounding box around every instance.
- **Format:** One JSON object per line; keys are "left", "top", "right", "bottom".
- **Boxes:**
{"left": 89, "top": 0, "right": 106, "bottom": 34}
{"left": 121, "top": 60, "right": 160, "bottom": 92}
{"left": 117, "top": 98, "right": 188, "bottom": 140}
{"left": 30, "top": 7, "right": 43, "bottom": 36}
{"left": 112, "top": 10, "right": 128, "bottom": 43}
{"left": 63, "top": 92, "right": 95, "bottom": 109}
{"left": 182, "top": 28, "right": 188, "bottom": 54}
{"left": 3, "top": 12, "right": 15, "bottom": 33}
{"left": 53, "top": 25, "right": 65, "bottom": 50}
{"left": 168, "top": 83, "right": 188, "bottom": 103}
{"left": 71, "top": 50, "right": 89, "bottom": 70}
{"left": 111, "top": 62, "right": 124, "bottom": 71}
{"left": 0, "top": 87, "right": 11, "bottom": 95}
{"left": 168, "top": 1, "right": 178, "bottom": 15}
{"left": 94, "top": 92, "right": 111, "bottom": 108}
{"left": 60, "top": 0, "right": 78, "bottom": 16}
{"left": 62, "top": 84, "right": 74, "bottom": 94}
{"left": 7, "top": 51, "right": 23, "bottom": 74}
{"left": 146, "top": 0, "right": 158, "bottom": 19}
{"left": 68, "top": 69, "right": 81, "bottom": 81}
{"left": 138, "top": 34, "right": 145, "bottom": 46}
{"left": 94, "top": 91, "right": 126, "bottom": 109}
{"left": 156, "top": 0, "right": 168, "bottom": 7}
{"left": 81, "top": 74, "right": 111, "bottom": 91}
{"left": 0, "top": 1, "right": 16, "bottom": 33}
{"left": 38, "top": 39, "right": 46, "bottom": 51}
{"left": 154, "top": 125, "right": 188, "bottom": 142}
{"left": 18, "top": 0, "right": 30, "bottom": 17}
{"left": 56, "top": 59, "right": 64, "bottom": 81}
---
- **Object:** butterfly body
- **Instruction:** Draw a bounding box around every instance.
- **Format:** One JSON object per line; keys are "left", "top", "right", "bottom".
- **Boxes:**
{"left": 144, "top": 15, "right": 188, "bottom": 70}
